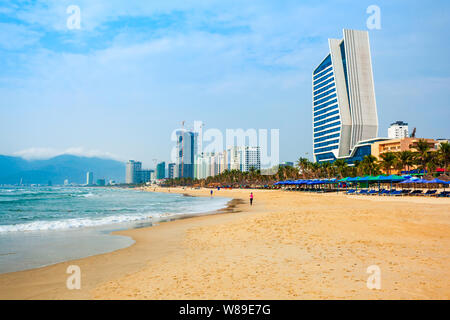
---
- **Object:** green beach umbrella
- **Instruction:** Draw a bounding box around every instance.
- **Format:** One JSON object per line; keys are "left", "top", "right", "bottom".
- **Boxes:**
{"left": 387, "top": 175, "right": 406, "bottom": 181}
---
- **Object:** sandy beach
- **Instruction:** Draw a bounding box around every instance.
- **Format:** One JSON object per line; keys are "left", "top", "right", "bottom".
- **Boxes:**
{"left": 0, "top": 187, "right": 449, "bottom": 300}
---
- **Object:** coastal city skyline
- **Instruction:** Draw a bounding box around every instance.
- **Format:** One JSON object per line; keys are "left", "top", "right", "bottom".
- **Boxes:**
{"left": 1, "top": 1, "right": 449, "bottom": 168}
{"left": 0, "top": 1, "right": 449, "bottom": 304}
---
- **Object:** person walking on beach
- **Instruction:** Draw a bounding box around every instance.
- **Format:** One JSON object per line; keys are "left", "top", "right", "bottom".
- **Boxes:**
{"left": 250, "top": 192, "right": 253, "bottom": 206}
{"left": 210, "top": 189, "right": 213, "bottom": 197}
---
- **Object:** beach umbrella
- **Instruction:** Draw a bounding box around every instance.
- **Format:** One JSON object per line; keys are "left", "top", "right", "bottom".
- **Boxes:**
{"left": 426, "top": 178, "right": 446, "bottom": 184}
{"left": 425, "top": 178, "right": 447, "bottom": 191}
{"left": 359, "top": 176, "right": 371, "bottom": 182}
{"left": 372, "top": 175, "right": 388, "bottom": 191}
{"left": 387, "top": 175, "right": 406, "bottom": 181}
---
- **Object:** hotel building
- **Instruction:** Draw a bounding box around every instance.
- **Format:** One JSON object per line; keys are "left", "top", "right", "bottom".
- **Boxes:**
{"left": 175, "top": 129, "right": 198, "bottom": 179}
{"left": 371, "top": 137, "right": 439, "bottom": 160}
{"left": 388, "top": 121, "right": 409, "bottom": 139}
{"left": 194, "top": 146, "right": 261, "bottom": 180}
{"left": 156, "top": 161, "right": 166, "bottom": 180}
{"left": 140, "top": 169, "right": 153, "bottom": 183}
{"left": 168, "top": 163, "right": 175, "bottom": 179}
{"left": 242, "top": 146, "right": 261, "bottom": 172}
{"left": 312, "top": 29, "right": 379, "bottom": 163}
{"left": 126, "top": 160, "right": 142, "bottom": 184}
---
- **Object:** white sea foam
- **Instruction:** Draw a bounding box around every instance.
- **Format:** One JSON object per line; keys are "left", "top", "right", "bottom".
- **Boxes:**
{"left": 0, "top": 197, "right": 230, "bottom": 233}
{"left": 81, "top": 192, "right": 96, "bottom": 198}
{"left": 0, "top": 214, "right": 154, "bottom": 232}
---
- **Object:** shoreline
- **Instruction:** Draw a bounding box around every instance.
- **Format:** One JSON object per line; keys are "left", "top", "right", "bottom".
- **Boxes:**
{"left": 0, "top": 187, "right": 248, "bottom": 299}
{"left": 0, "top": 189, "right": 234, "bottom": 275}
{"left": 0, "top": 187, "right": 449, "bottom": 299}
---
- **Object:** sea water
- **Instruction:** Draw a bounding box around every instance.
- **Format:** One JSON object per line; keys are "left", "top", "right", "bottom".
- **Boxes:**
{"left": 0, "top": 186, "right": 230, "bottom": 273}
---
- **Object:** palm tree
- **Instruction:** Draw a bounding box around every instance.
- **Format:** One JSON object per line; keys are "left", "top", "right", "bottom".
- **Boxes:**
{"left": 309, "top": 162, "right": 321, "bottom": 178}
{"left": 297, "top": 157, "right": 311, "bottom": 178}
{"left": 412, "top": 139, "right": 432, "bottom": 173}
{"left": 394, "top": 150, "right": 413, "bottom": 173}
{"left": 359, "top": 155, "right": 378, "bottom": 176}
{"left": 379, "top": 152, "right": 396, "bottom": 175}
{"left": 333, "top": 159, "right": 348, "bottom": 178}
{"left": 438, "top": 142, "right": 450, "bottom": 173}
{"left": 320, "top": 162, "right": 333, "bottom": 178}
{"left": 276, "top": 165, "right": 286, "bottom": 181}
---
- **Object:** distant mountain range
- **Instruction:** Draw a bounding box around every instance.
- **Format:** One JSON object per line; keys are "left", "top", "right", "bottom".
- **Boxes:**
{"left": 0, "top": 155, "right": 125, "bottom": 185}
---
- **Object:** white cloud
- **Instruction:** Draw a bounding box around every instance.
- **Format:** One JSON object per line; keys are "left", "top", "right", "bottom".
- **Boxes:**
{"left": 13, "top": 147, "right": 122, "bottom": 161}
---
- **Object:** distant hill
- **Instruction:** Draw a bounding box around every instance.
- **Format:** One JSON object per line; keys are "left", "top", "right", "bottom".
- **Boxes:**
{"left": 0, "top": 155, "right": 125, "bottom": 185}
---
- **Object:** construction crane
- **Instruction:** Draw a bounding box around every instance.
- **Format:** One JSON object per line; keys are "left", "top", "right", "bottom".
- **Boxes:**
{"left": 410, "top": 127, "right": 416, "bottom": 138}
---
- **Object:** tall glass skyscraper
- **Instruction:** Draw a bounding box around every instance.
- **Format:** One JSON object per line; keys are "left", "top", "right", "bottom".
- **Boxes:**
{"left": 156, "top": 161, "right": 166, "bottom": 179}
{"left": 175, "top": 130, "right": 198, "bottom": 178}
{"left": 312, "top": 29, "right": 378, "bottom": 163}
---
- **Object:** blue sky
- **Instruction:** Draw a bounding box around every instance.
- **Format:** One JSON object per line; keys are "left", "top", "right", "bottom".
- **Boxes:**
{"left": 0, "top": 0, "right": 449, "bottom": 167}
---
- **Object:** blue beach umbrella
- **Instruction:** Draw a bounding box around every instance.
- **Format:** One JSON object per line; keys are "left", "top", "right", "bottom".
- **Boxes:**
{"left": 426, "top": 178, "right": 446, "bottom": 184}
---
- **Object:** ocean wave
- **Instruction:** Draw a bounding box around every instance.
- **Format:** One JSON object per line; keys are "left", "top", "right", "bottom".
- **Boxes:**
{"left": 0, "top": 214, "right": 155, "bottom": 233}
{"left": 0, "top": 190, "right": 231, "bottom": 233}
{"left": 79, "top": 192, "right": 96, "bottom": 198}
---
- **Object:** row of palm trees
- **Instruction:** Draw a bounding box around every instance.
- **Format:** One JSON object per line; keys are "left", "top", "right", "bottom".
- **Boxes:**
{"left": 162, "top": 140, "right": 449, "bottom": 187}
{"left": 297, "top": 140, "right": 449, "bottom": 179}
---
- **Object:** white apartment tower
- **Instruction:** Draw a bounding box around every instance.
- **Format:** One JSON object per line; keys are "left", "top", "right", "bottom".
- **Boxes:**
{"left": 242, "top": 146, "right": 261, "bottom": 172}
{"left": 126, "top": 160, "right": 142, "bottom": 184}
{"left": 388, "top": 121, "right": 409, "bottom": 139}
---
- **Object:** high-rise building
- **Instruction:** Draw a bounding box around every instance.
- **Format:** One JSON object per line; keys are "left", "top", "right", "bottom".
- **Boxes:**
{"left": 156, "top": 162, "right": 166, "bottom": 180}
{"left": 388, "top": 121, "right": 409, "bottom": 139}
{"left": 313, "top": 29, "right": 379, "bottom": 163}
{"left": 194, "top": 152, "right": 219, "bottom": 179}
{"left": 168, "top": 163, "right": 175, "bottom": 179}
{"left": 96, "top": 179, "right": 106, "bottom": 186}
{"left": 175, "top": 129, "right": 198, "bottom": 179}
{"left": 86, "top": 171, "right": 94, "bottom": 185}
{"left": 242, "top": 146, "right": 261, "bottom": 172}
{"left": 140, "top": 169, "right": 153, "bottom": 183}
{"left": 226, "top": 146, "right": 243, "bottom": 171}
{"left": 126, "top": 160, "right": 142, "bottom": 184}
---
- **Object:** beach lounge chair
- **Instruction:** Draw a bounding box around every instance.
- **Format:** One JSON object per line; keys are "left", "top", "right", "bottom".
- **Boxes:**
{"left": 346, "top": 189, "right": 356, "bottom": 194}
{"left": 367, "top": 190, "right": 378, "bottom": 195}
{"left": 410, "top": 190, "right": 423, "bottom": 196}
{"left": 423, "top": 190, "right": 437, "bottom": 196}
{"left": 358, "top": 190, "right": 368, "bottom": 195}
{"left": 437, "top": 191, "right": 450, "bottom": 197}
{"left": 401, "top": 190, "right": 411, "bottom": 196}
{"left": 389, "top": 190, "right": 402, "bottom": 196}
